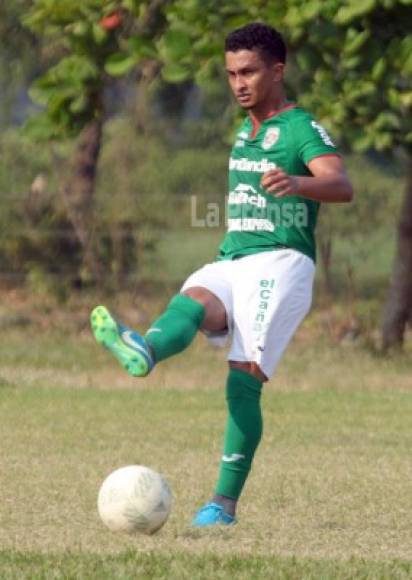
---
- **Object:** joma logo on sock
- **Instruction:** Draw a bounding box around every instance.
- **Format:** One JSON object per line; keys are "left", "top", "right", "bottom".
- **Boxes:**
{"left": 255, "top": 279, "right": 275, "bottom": 324}
{"left": 222, "top": 453, "right": 245, "bottom": 463}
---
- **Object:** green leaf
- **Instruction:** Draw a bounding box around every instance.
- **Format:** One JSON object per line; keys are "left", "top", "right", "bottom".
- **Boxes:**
{"left": 374, "top": 132, "right": 393, "bottom": 151}
{"left": 296, "top": 48, "right": 321, "bottom": 72}
{"left": 371, "top": 58, "right": 386, "bottom": 81}
{"left": 195, "top": 58, "right": 220, "bottom": 86}
{"left": 48, "top": 56, "right": 99, "bottom": 85}
{"left": 122, "top": 0, "right": 141, "bottom": 14}
{"left": 387, "top": 88, "right": 401, "bottom": 109}
{"left": 352, "top": 132, "right": 374, "bottom": 153}
{"left": 398, "top": 37, "right": 412, "bottom": 74}
{"left": 72, "top": 21, "right": 90, "bottom": 37}
{"left": 284, "top": 7, "right": 302, "bottom": 27}
{"left": 29, "top": 83, "right": 58, "bottom": 106}
{"left": 161, "top": 29, "right": 192, "bottom": 61}
{"left": 69, "top": 93, "right": 89, "bottom": 114}
{"left": 128, "top": 36, "right": 157, "bottom": 59}
{"left": 23, "top": 112, "right": 61, "bottom": 141}
{"left": 336, "top": 0, "right": 377, "bottom": 24}
{"left": 400, "top": 91, "right": 412, "bottom": 108}
{"left": 161, "top": 62, "right": 190, "bottom": 83}
{"left": 343, "top": 29, "right": 370, "bottom": 56}
{"left": 192, "top": 36, "right": 220, "bottom": 59}
{"left": 103, "top": 1, "right": 118, "bottom": 15}
{"left": 342, "top": 55, "right": 362, "bottom": 70}
{"left": 374, "top": 111, "right": 401, "bottom": 131}
{"left": 104, "top": 53, "right": 137, "bottom": 77}
{"left": 48, "top": 91, "right": 72, "bottom": 117}
{"left": 92, "top": 23, "right": 109, "bottom": 45}
{"left": 301, "top": 1, "right": 323, "bottom": 21}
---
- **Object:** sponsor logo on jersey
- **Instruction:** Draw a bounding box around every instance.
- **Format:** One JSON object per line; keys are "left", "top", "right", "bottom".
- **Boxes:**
{"left": 227, "top": 218, "right": 275, "bottom": 232}
{"left": 234, "top": 130, "right": 249, "bottom": 147}
{"left": 229, "top": 157, "right": 277, "bottom": 173}
{"left": 311, "top": 121, "right": 335, "bottom": 147}
{"left": 262, "top": 127, "right": 280, "bottom": 150}
{"left": 228, "top": 184, "right": 267, "bottom": 208}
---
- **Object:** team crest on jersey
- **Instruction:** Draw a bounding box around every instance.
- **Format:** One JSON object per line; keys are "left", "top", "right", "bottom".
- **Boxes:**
{"left": 262, "top": 127, "right": 280, "bottom": 150}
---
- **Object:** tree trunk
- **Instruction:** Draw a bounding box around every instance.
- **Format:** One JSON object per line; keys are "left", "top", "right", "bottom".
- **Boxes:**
{"left": 61, "top": 117, "right": 104, "bottom": 283}
{"left": 319, "top": 234, "right": 334, "bottom": 300}
{"left": 134, "top": 60, "right": 161, "bottom": 135}
{"left": 382, "top": 154, "right": 412, "bottom": 350}
{"left": 111, "top": 221, "right": 134, "bottom": 288}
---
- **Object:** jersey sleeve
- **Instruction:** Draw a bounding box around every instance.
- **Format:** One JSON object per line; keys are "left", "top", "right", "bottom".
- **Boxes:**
{"left": 294, "top": 114, "right": 339, "bottom": 165}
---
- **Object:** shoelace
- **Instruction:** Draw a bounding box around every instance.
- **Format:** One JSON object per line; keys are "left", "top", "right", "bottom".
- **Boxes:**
{"left": 199, "top": 504, "right": 222, "bottom": 514}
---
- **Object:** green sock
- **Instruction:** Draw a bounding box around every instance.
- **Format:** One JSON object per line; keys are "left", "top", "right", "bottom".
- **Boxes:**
{"left": 144, "top": 294, "right": 205, "bottom": 363}
{"left": 215, "top": 369, "right": 263, "bottom": 500}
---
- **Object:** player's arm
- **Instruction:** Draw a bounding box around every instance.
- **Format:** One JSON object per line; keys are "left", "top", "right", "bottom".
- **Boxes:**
{"left": 261, "top": 155, "right": 353, "bottom": 203}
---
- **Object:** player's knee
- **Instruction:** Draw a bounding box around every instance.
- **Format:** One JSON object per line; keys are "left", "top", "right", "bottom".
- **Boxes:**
{"left": 229, "top": 361, "right": 268, "bottom": 382}
{"left": 182, "top": 287, "right": 227, "bottom": 332}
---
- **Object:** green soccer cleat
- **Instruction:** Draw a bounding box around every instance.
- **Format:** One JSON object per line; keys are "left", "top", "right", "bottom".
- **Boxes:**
{"left": 90, "top": 305, "right": 154, "bottom": 377}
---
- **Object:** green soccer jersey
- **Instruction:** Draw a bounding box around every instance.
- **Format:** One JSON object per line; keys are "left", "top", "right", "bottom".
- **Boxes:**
{"left": 217, "top": 105, "right": 338, "bottom": 263}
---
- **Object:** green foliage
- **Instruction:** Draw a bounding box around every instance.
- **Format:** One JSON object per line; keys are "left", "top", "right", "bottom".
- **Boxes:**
{"left": 0, "top": 122, "right": 228, "bottom": 292}
{"left": 158, "top": 1, "right": 229, "bottom": 85}
{"left": 22, "top": 0, "right": 166, "bottom": 139}
{"left": 159, "top": 0, "right": 411, "bottom": 154}
{"left": 0, "top": 116, "right": 405, "bottom": 296}
{"left": 27, "top": 55, "right": 101, "bottom": 137}
{"left": 319, "top": 154, "right": 403, "bottom": 238}
{"left": 158, "top": 29, "right": 193, "bottom": 82}
{"left": 0, "top": 131, "right": 81, "bottom": 292}
{"left": 5, "top": 0, "right": 410, "bottom": 295}
{"left": 104, "top": 52, "right": 137, "bottom": 76}
{"left": 336, "top": 0, "right": 378, "bottom": 23}
{"left": 281, "top": 0, "right": 412, "bottom": 153}
{"left": 97, "top": 125, "right": 228, "bottom": 286}
{"left": 317, "top": 153, "right": 404, "bottom": 297}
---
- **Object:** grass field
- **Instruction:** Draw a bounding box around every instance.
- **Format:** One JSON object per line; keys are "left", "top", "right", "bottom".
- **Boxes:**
{"left": 0, "top": 293, "right": 411, "bottom": 579}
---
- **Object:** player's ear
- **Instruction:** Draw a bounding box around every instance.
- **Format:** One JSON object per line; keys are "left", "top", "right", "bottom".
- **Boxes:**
{"left": 272, "top": 62, "right": 284, "bottom": 83}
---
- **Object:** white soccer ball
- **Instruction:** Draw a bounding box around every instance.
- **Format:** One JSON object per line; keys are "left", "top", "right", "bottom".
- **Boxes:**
{"left": 97, "top": 465, "right": 172, "bottom": 535}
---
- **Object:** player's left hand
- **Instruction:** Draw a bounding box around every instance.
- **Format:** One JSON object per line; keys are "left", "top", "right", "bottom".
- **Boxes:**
{"left": 261, "top": 168, "right": 298, "bottom": 197}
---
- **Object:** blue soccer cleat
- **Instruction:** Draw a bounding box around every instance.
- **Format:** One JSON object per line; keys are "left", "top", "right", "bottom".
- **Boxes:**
{"left": 191, "top": 502, "right": 236, "bottom": 527}
{"left": 90, "top": 305, "right": 154, "bottom": 377}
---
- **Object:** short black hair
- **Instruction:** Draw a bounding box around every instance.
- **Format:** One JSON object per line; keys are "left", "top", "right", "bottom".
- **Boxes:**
{"left": 225, "top": 22, "right": 287, "bottom": 65}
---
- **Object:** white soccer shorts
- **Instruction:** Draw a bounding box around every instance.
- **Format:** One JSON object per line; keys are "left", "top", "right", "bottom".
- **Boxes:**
{"left": 181, "top": 249, "right": 315, "bottom": 378}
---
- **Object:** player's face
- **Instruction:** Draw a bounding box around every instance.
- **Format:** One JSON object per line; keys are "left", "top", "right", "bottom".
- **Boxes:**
{"left": 225, "top": 49, "right": 284, "bottom": 111}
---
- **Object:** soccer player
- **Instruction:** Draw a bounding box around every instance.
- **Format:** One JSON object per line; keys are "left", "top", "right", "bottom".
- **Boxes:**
{"left": 91, "top": 23, "right": 353, "bottom": 526}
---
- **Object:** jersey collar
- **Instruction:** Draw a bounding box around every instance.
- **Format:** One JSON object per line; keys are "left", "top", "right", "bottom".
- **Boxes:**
{"left": 250, "top": 103, "right": 297, "bottom": 138}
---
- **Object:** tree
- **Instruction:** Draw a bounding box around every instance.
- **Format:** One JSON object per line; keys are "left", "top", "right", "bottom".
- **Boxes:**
{"left": 23, "top": 0, "right": 412, "bottom": 325}
{"left": 23, "top": 0, "right": 168, "bottom": 284}
{"left": 271, "top": 0, "right": 412, "bottom": 350}
{"left": 382, "top": 158, "right": 412, "bottom": 349}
